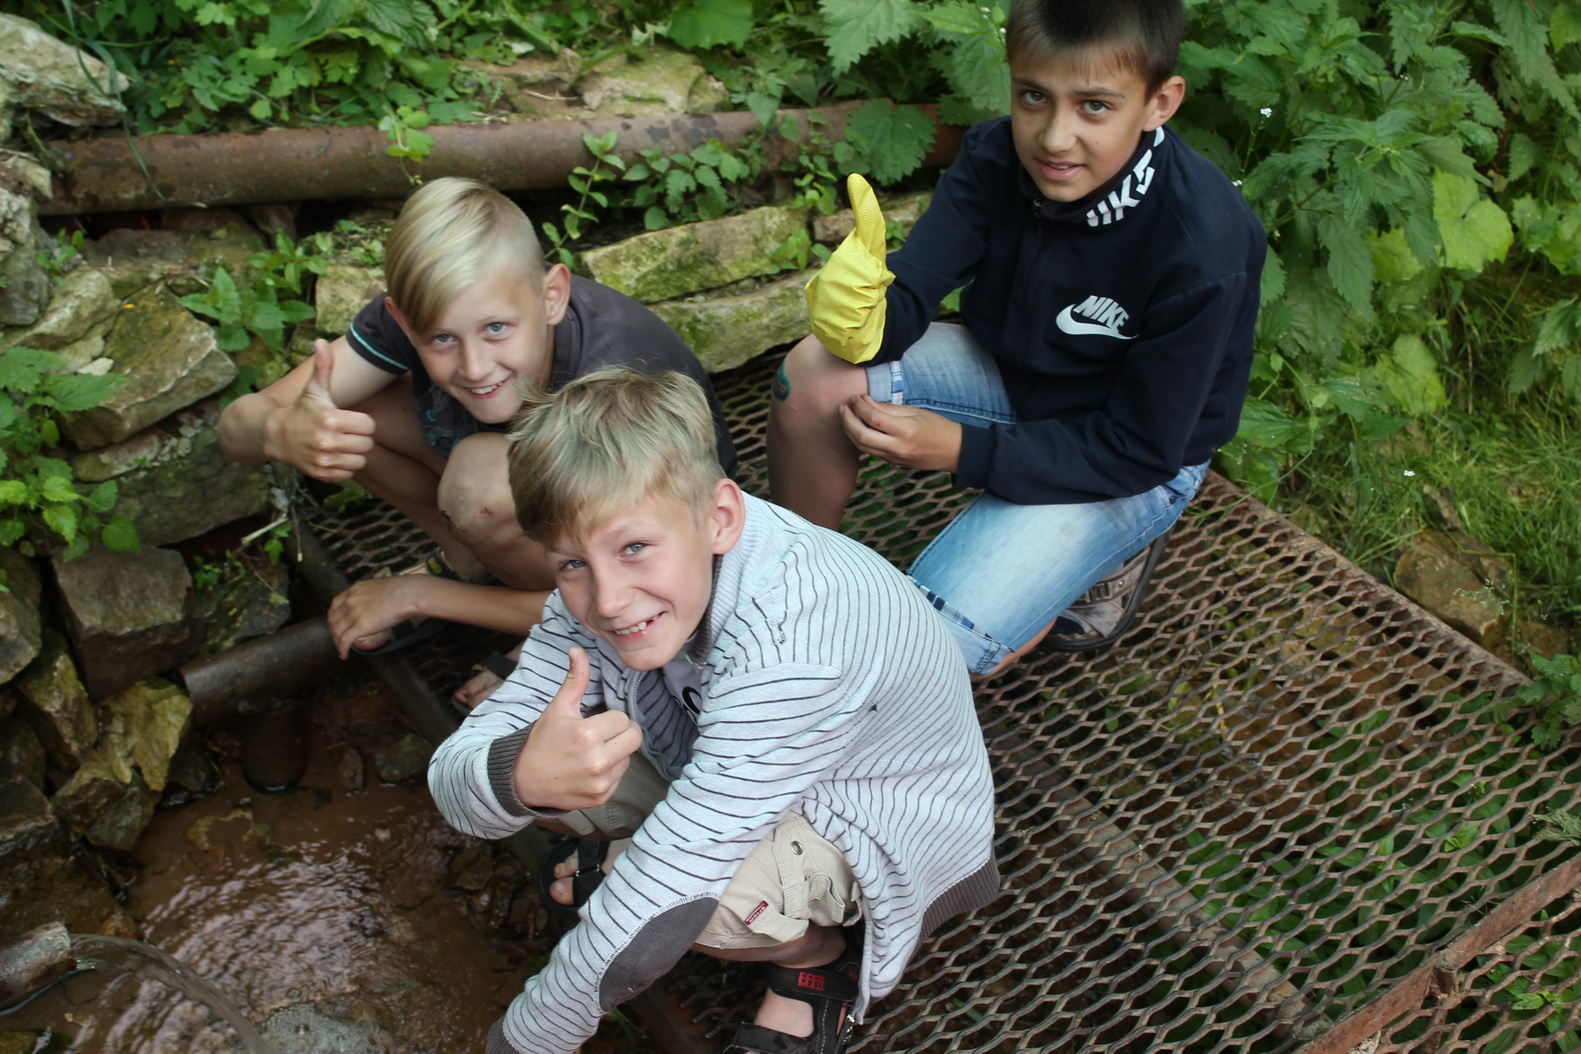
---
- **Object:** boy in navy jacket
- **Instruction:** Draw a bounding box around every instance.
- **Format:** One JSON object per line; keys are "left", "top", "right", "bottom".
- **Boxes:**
{"left": 770, "top": 0, "right": 1264, "bottom": 677}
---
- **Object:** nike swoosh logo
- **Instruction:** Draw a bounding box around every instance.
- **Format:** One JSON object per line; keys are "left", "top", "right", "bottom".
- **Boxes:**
{"left": 1056, "top": 305, "right": 1136, "bottom": 339}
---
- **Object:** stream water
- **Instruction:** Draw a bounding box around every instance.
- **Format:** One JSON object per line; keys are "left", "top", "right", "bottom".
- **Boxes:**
{"left": 2, "top": 673, "right": 640, "bottom": 1053}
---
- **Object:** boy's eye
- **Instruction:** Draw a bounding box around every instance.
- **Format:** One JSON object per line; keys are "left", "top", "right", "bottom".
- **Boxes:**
{"left": 1081, "top": 99, "right": 1111, "bottom": 115}
{"left": 486, "top": 322, "right": 509, "bottom": 335}
{"left": 559, "top": 558, "right": 586, "bottom": 572}
{"left": 622, "top": 542, "right": 648, "bottom": 556}
{"left": 430, "top": 332, "right": 456, "bottom": 346}
{"left": 1019, "top": 89, "right": 1047, "bottom": 106}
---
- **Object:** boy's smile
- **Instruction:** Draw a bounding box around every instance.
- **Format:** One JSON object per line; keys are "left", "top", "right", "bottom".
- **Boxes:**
{"left": 391, "top": 263, "right": 570, "bottom": 426}
{"left": 547, "top": 482, "right": 743, "bottom": 671}
{"left": 1009, "top": 49, "right": 1184, "bottom": 204}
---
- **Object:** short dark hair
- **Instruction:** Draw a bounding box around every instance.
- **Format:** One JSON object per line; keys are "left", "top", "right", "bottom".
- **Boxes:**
{"left": 1005, "top": 0, "right": 1185, "bottom": 92}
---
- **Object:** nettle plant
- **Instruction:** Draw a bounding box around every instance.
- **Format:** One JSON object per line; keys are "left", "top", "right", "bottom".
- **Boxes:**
{"left": 0, "top": 349, "right": 139, "bottom": 569}
{"left": 1166, "top": 0, "right": 1581, "bottom": 499}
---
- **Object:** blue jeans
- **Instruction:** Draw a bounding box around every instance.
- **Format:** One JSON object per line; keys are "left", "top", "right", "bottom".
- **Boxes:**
{"left": 867, "top": 324, "right": 1207, "bottom": 674}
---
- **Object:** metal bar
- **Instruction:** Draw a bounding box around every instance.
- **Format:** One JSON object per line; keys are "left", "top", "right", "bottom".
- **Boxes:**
{"left": 177, "top": 617, "right": 342, "bottom": 727}
{"left": 41, "top": 105, "right": 964, "bottom": 215}
{"left": 0, "top": 923, "right": 74, "bottom": 1010}
{"left": 1292, "top": 848, "right": 1581, "bottom": 1054}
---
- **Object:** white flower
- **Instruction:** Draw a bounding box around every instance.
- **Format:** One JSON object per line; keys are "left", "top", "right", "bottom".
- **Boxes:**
{"left": 1232, "top": 179, "right": 1243, "bottom": 187}
{"left": 1403, "top": 470, "right": 1416, "bottom": 477}
{"left": 1260, "top": 107, "right": 1274, "bottom": 118}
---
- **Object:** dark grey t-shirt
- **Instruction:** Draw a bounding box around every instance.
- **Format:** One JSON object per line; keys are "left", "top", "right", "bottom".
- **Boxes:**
{"left": 346, "top": 275, "right": 738, "bottom": 476}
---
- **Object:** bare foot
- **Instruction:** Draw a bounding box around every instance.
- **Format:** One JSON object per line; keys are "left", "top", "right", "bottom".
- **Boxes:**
{"left": 454, "top": 645, "right": 522, "bottom": 709}
{"left": 546, "top": 838, "right": 628, "bottom": 908}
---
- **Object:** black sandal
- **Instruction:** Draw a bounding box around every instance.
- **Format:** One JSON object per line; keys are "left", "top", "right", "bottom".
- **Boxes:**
{"left": 537, "top": 838, "right": 610, "bottom": 921}
{"left": 723, "top": 924, "right": 864, "bottom": 1054}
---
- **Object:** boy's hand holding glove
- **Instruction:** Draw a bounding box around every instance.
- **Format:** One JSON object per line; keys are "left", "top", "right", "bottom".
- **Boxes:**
{"left": 805, "top": 173, "right": 894, "bottom": 364}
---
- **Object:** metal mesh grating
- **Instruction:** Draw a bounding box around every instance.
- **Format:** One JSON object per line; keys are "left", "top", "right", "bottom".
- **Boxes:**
{"left": 306, "top": 352, "right": 1581, "bottom": 1053}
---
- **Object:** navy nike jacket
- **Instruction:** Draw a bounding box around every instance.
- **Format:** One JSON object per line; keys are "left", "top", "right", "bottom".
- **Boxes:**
{"left": 876, "top": 117, "right": 1266, "bottom": 505}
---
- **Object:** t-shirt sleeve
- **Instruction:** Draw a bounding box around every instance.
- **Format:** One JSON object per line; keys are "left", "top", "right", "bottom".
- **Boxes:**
{"left": 556, "top": 278, "right": 739, "bottom": 478}
{"left": 344, "top": 294, "right": 418, "bottom": 375}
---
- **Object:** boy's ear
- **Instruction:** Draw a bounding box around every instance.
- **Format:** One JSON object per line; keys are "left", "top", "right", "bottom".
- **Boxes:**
{"left": 707, "top": 479, "right": 746, "bottom": 556}
{"left": 542, "top": 263, "right": 572, "bottom": 327}
{"left": 1144, "top": 75, "right": 1187, "bottom": 132}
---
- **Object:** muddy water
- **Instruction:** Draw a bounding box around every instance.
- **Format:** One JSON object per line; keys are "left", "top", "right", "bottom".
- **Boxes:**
{"left": 25, "top": 677, "right": 637, "bottom": 1054}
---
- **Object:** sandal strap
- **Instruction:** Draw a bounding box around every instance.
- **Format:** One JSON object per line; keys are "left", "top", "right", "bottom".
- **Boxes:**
{"left": 721, "top": 1024, "right": 813, "bottom": 1054}
{"left": 752, "top": 925, "right": 862, "bottom": 1054}
{"left": 572, "top": 839, "right": 608, "bottom": 905}
{"left": 759, "top": 960, "right": 860, "bottom": 1007}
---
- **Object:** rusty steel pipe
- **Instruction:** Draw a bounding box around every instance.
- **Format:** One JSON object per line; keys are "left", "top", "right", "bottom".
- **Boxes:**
{"left": 0, "top": 922, "right": 74, "bottom": 1011}
{"left": 177, "top": 617, "right": 343, "bottom": 727}
{"left": 42, "top": 104, "right": 964, "bottom": 216}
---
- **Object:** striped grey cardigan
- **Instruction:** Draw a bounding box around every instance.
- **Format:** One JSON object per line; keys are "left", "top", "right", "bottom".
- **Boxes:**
{"left": 429, "top": 494, "right": 999, "bottom": 1054}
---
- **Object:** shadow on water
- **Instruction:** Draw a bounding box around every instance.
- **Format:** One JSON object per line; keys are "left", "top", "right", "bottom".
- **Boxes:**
{"left": 1, "top": 926, "right": 279, "bottom": 1054}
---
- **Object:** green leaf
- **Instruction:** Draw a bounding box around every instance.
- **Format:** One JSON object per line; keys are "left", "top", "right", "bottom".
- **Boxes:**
{"left": 1492, "top": 0, "right": 1578, "bottom": 117}
{"left": 941, "top": 25, "right": 1010, "bottom": 116}
{"left": 668, "top": 0, "right": 754, "bottom": 49}
{"left": 85, "top": 480, "right": 119, "bottom": 515}
{"left": 43, "top": 503, "right": 78, "bottom": 544}
{"left": 45, "top": 373, "right": 126, "bottom": 414}
{"left": 820, "top": 0, "right": 923, "bottom": 72}
{"left": 843, "top": 101, "right": 934, "bottom": 184}
{"left": 745, "top": 91, "right": 781, "bottom": 127}
{"left": 1258, "top": 250, "right": 1285, "bottom": 305}
{"left": 1434, "top": 172, "right": 1514, "bottom": 271}
{"left": 0, "top": 347, "right": 62, "bottom": 394}
{"left": 363, "top": 0, "right": 435, "bottom": 49}
{"left": 1320, "top": 215, "right": 1375, "bottom": 320}
{"left": 0, "top": 479, "right": 27, "bottom": 506}
{"left": 100, "top": 516, "right": 141, "bottom": 553}
{"left": 1555, "top": 6, "right": 1581, "bottom": 50}
{"left": 1375, "top": 334, "right": 1448, "bottom": 416}
{"left": 1367, "top": 229, "right": 1424, "bottom": 282}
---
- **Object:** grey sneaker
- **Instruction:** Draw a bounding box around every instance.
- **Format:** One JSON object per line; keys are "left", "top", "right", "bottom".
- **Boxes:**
{"left": 1045, "top": 531, "right": 1173, "bottom": 652}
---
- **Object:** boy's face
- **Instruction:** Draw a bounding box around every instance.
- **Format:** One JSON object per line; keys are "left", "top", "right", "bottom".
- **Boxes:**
{"left": 546, "top": 481, "right": 744, "bottom": 671}
{"left": 388, "top": 262, "right": 571, "bottom": 427}
{"left": 1009, "top": 48, "right": 1185, "bottom": 204}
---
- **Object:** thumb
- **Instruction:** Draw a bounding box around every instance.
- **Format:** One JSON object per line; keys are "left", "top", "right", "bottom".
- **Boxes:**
{"left": 550, "top": 646, "right": 590, "bottom": 719}
{"left": 848, "top": 173, "right": 886, "bottom": 258}
{"left": 304, "top": 340, "right": 338, "bottom": 407}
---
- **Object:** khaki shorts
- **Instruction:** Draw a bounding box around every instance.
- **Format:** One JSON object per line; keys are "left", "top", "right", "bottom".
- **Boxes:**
{"left": 552, "top": 751, "right": 862, "bottom": 949}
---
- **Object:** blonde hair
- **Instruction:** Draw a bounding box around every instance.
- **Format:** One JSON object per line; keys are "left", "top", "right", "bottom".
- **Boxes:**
{"left": 383, "top": 177, "right": 545, "bottom": 337}
{"left": 507, "top": 367, "right": 722, "bottom": 544}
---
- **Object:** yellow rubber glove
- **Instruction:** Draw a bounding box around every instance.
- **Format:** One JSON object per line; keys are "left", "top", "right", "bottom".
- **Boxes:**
{"left": 805, "top": 173, "right": 895, "bottom": 364}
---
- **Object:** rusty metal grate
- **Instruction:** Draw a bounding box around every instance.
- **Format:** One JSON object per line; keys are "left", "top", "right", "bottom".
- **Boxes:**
{"left": 307, "top": 352, "right": 1581, "bottom": 1053}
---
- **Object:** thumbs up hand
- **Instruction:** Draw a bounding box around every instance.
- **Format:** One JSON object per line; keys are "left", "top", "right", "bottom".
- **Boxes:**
{"left": 804, "top": 173, "right": 895, "bottom": 364}
{"left": 264, "top": 340, "right": 376, "bottom": 481}
{"left": 512, "top": 647, "right": 644, "bottom": 812}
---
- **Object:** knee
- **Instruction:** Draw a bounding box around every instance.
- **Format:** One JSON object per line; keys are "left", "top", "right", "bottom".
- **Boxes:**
{"left": 436, "top": 434, "right": 517, "bottom": 548}
{"left": 772, "top": 335, "right": 866, "bottom": 419}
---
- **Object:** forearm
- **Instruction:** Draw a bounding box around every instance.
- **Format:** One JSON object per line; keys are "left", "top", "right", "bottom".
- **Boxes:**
{"left": 216, "top": 390, "right": 288, "bottom": 466}
{"left": 401, "top": 577, "right": 549, "bottom": 636}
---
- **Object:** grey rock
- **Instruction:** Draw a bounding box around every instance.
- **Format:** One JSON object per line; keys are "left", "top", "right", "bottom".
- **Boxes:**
{"left": 813, "top": 190, "right": 932, "bottom": 244}
{"left": 57, "top": 286, "right": 237, "bottom": 450}
{"left": 51, "top": 751, "right": 158, "bottom": 852}
{"left": 99, "top": 677, "right": 193, "bottom": 794}
{"left": 0, "top": 185, "right": 49, "bottom": 326}
{"left": 653, "top": 271, "right": 810, "bottom": 374}
{"left": 5, "top": 266, "right": 118, "bottom": 351}
{"left": 0, "top": 15, "right": 125, "bottom": 127}
{"left": 1394, "top": 529, "right": 1513, "bottom": 651}
{"left": 313, "top": 263, "right": 384, "bottom": 336}
{"left": 195, "top": 551, "right": 291, "bottom": 656}
{"left": 372, "top": 733, "right": 432, "bottom": 784}
{"left": 578, "top": 205, "right": 808, "bottom": 303}
{"left": 51, "top": 545, "right": 200, "bottom": 700}
{"left": 0, "top": 154, "right": 55, "bottom": 201}
{"left": 81, "top": 228, "right": 265, "bottom": 300}
{"left": 70, "top": 400, "right": 269, "bottom": 547}
{"left": 0, "top": 713, "right": 47, "bottom": 788}
{"left": 0, "top": 546, "right": 43, "bottom": 686}
{"left": 577, "top": 46, "right": 728, "bottom": 117}
{"left": 0, "top": 776, "right": 135, "bottom": 939}
{"left": 445, "top": 843, "right": 494, "bottom": 892}
{"left": 14, "top": 630, "right": 96, "bottom": 770}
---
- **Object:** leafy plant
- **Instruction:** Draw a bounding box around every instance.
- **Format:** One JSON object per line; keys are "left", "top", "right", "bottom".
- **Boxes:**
{"left": 1497, "top": 653, "right": 1581, "bottom": 750}
{"left": 36, "top": 229, "right": 86, "bottom": 283}
{"left": 0, "top": 348, "right": 140, "bottom": 566}
{"left": 541, "top": 131, "right": 627, "bottom": 267}
{"left": 178, "top": 231, "right": 328, "bottom": 357}
{"left": 626, "top": 138, "right": 756, "bottom": 229}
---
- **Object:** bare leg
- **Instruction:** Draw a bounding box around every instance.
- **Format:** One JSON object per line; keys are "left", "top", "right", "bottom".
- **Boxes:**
{"left": 767, "top": 336, "right": 870, "bottom": 530}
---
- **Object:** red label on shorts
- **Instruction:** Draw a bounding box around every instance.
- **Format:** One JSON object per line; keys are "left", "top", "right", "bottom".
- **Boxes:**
{"left": 744, "top": 900, "right": 768, "bottom": 925}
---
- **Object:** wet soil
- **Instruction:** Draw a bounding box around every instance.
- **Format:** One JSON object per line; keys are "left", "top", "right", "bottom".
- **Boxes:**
{"left": 13, "top": 674, "right": 644, "bottom": 1054}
